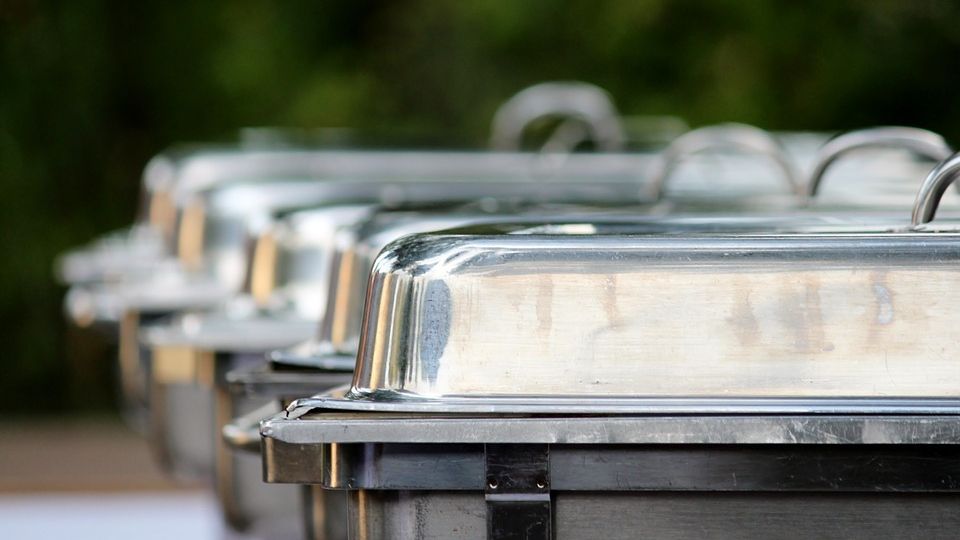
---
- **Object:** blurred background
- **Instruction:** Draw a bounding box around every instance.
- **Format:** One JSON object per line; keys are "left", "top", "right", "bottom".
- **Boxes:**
{"left": 1, "top": 0, "right": 959, "bottom": 535}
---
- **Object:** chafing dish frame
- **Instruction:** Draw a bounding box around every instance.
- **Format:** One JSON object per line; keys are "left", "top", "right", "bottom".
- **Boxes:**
{"left": 261, "top": 407, "right": 960, "bottom": 540}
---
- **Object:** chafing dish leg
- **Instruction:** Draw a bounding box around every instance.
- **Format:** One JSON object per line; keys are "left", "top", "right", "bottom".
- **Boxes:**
{"left": 485, "top": 444, "right": 551, "bottom": 540}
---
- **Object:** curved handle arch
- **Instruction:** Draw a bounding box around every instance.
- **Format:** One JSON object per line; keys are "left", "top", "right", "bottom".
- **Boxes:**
{"left": 911, "top": 152, "right": 960, "bottom": 226}
{"left": 489, "top": 81, "right": 627, "bottom": 152}
{"left": 807, "top": 127, "right": 953, "bottom": 200}
{"left": 647, "top": 123, "right": 802, "bottom": 201}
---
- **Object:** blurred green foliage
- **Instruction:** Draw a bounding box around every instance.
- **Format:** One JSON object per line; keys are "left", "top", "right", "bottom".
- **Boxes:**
{"left": 1, "top": 0, "right": 959, "bottom": 413}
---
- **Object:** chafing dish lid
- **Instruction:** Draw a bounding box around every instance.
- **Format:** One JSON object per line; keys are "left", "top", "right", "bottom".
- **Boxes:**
{"left": 315, "top": 214, "right": 960, "bottom": 413}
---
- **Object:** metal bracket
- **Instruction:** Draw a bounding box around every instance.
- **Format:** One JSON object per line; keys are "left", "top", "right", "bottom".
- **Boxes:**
{"left": 484, "top": 444, "right": 551, "bottom": 540}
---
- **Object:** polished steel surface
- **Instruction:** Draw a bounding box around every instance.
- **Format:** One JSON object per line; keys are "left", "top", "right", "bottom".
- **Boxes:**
{"left": 320, "top": 219, "right": 960, "bottom": 413}
{"left": 806, "top": 126, "right": 954, "bottom": 199}
{"left": 268, "top": 206, "right": 377, "bottom": 318}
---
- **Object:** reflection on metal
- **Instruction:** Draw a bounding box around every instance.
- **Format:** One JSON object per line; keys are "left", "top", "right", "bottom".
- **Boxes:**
{"left": 327, "top": 248, "right": 358, "bottom": 352}
{"left": 147, "top": 188, "right": 177, "bottom": 247}
{"left": 248, "top": 231, "right": 277, "bottom": 308}
{"left": 176, "top": 200, "right": 206, "bottom": 271}
{"left": 807, "top": 126, "right": 954, "bottom": 199}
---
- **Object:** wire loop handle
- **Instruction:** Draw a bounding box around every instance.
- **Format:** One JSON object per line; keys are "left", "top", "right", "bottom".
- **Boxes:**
{"left": 807, "top": 127, "right": 954, "bottom": 200}
{"left": 647, "top": 123, "right": 802, "bottom": 201}
{"left": 912, "top": 151, "right": 960, "bottom": 225}
{"left": 490, "top": 81, "right": 626, "bottom": 152}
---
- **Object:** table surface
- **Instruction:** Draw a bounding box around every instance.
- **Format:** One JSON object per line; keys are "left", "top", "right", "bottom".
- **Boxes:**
{"left": 0, "top": 416, "right": 241, "bottom": 540}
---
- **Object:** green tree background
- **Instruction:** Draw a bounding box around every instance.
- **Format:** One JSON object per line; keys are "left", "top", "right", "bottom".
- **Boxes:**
{"left": 2, "top": 0, "right": 958, "bottom": 413}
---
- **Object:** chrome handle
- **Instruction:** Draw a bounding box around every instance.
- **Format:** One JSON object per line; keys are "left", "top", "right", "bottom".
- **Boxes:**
{"left": 911, "top": 151, "right": 960, "bottom": 226}
{"left": 807, "top": 127, "right": 954, "bottom": 199}
{"left": 647, "top": 123, "right": 802, "bottom": 200}
{"left": 489, "top": 81, "right": 626, "bottom": 152}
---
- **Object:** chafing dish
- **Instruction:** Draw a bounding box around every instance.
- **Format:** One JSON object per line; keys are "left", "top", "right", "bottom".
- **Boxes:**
{"left": 261, "top": 159, "right": 960, "bottom": 539}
